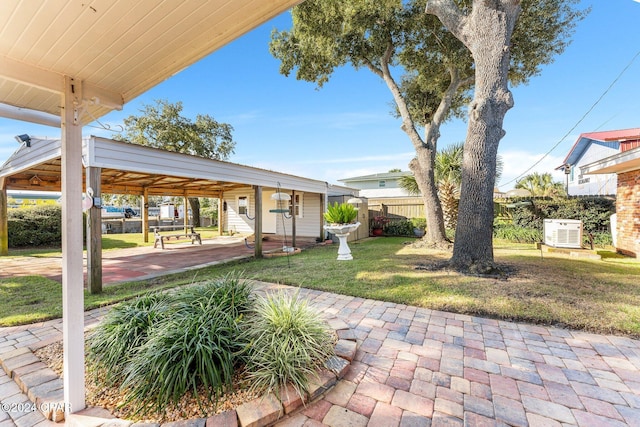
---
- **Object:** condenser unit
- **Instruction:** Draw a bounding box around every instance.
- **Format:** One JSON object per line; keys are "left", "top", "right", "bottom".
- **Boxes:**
{"left": 543, "top": 219, "right": 583, "bottom": 249}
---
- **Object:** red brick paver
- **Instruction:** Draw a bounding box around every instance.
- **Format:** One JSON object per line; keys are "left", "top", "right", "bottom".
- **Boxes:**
{"left": 1, "top": 244, "right": 639, "bottom": 426}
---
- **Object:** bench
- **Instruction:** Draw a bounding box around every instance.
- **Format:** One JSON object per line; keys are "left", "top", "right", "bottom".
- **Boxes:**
{"left": 153, "top": 226, "right": 202, "bottom": 249}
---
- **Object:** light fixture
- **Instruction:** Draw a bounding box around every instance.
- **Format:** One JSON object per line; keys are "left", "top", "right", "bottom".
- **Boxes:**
{"left": 271, "top": 192, "right": 291, "bottom": 201}
{"left": 15, "top": 134, "right": 31, "bottom": 147}
{"left": 347, "top": 197, "right": 363, "bottom": 204}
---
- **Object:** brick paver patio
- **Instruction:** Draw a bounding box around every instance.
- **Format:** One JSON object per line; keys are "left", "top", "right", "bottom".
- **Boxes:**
{"left": 1, "top": 244, "right": 639, "bottom": 426}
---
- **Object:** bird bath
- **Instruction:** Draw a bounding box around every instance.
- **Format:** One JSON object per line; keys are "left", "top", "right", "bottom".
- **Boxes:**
{"left": 324, "top": 222, "right": 360, "bottom": 260}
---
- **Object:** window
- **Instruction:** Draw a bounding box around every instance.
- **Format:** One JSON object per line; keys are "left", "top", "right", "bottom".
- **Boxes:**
{"left": 378, "top": 180, "right": 386, "bottom": 188}
{"left": 289, "top": 193, "right": 303, "bottom": 218}
{"left": 238, "top": 196, "right": 248, "bottom": 215}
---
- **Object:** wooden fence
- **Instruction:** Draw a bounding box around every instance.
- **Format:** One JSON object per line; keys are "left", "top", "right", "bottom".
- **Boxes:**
{"left": 367, "top": 198, "right": 425, "bottom": 220}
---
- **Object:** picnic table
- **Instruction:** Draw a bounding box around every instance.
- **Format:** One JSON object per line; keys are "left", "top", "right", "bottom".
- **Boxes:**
{"left": 153, "top": 226, "right": 202, "bottom": 249}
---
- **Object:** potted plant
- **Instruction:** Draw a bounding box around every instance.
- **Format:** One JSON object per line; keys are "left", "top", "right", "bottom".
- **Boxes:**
{"left": 323, "top": 202, "right": 358, "bottom": 225}
{"left": 370, "top": 216, "right": 390, "bottom": 236}
{"left": 411, "top": 217, "right": 426, "bottom": 237}
{"left": 323, "top": 202, "right": 360, "bottom": 260}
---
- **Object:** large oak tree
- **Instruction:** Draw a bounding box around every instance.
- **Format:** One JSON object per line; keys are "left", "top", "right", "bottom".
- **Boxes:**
{"left": 114, "top": 99, "right": 235, "bottom": 226}
{"left": 425, "top": 0, "right": 584, "bottom": 271}
{"left": 271, "top": 0, "right": 585, "bottom": 268}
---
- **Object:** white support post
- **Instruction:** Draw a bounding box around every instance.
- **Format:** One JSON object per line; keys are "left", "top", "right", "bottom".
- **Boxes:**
{"left": 183, "top": 192, "right": 189, "bottom": 233}
{"left": 142, "top": 188, "right": 149, "bottom": 243}
{"left": 61, "top": 75, "right": 86, "bottom": 413}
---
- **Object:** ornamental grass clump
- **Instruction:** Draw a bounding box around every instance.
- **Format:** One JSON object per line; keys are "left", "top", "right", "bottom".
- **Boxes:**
{"left": 87, "top": 272, "right": 254, "bottom": 416}
{"left": 241, "top": 290, "right": 335, "bottom": 399}
{"left": 87, "top": 292, "right": 170, "bottom": 385}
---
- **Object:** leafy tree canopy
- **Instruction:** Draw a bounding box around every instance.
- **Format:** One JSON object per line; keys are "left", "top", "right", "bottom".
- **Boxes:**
{"left": 114, "top": 99, "right": 236, "bottom": 160}
{"left": 515, "top": 172, "right": 566, "bottom": 198}
{"left": 270, "top": 0, "right": 586, "bottom": 126}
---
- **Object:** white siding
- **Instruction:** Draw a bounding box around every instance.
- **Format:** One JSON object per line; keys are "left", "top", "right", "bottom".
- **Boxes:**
{"left": 570, "top": 143, "right": 618, "bottom": 195}
{"left": 223, "top": 189, "right": 322, "bottom": 238}
{"left": 223, "top": 188, "right": 255, "bottom": 234}
{"left": 274, "top": 192, "right": 322, "bottom": 238}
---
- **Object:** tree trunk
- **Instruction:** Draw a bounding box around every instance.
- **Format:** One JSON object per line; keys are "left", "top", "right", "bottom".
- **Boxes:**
{"left": 188, "top": 197, "right": 201, "bottom": 227}
{"left": 426, "top": 0, "right": 520, "bottom": 272}
{"left": 377, "top": 49, "right": 450, "bottom": 247}
{"left": 410, "top": 127, "right": 447, "bottom": 246}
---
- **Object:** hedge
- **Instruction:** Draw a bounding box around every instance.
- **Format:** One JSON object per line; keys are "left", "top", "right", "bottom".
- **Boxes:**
{"left": 495, "top": 197, "right": 615, "bottom": 246}
{"left": 7, "top": 205, "right": 64, "bottom": 248}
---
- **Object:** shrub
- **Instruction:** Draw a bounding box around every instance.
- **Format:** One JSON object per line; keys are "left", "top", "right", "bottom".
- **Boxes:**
{"left": 87, "top": 272, "right": 253, "bottom": 415}
{"left": 384, "top": 219, "right": 414, "bottom": 236}
{"left": 87, "top": 292, "right": 171, "bottom": 385}
{"left": 493, "top": 223, "right": 542, "bottom": 243}
{"left": 240, "top": 291, "right": 335, "bottom": 398}
{"left": 7, "top": 205, "right": 64, "bottom": 247}
{"left": 508, "top": 197, "right": 615, "bottom": 234}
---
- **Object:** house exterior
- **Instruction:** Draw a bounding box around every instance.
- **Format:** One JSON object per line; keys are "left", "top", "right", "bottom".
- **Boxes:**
{"left": 557, "top": 128, "right": 640, "bottom": 196}
{"left": 581, "top": 145, "right": 640, "bottom": 258}
{"left": 339, "top": 171, "right": 414, "bottom": 199}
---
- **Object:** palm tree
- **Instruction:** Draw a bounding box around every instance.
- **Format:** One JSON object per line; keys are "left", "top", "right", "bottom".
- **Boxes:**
{"left": 433, "top": 144, "right": 464, "bottom": 229}
{"left": 401, "top": 143, "right": 503, "bottom": 230}
{"left": 515, "top": 172, "right": 566, "bottom": 198}
{"left": 400, "top": 143, "right": 463, "bottom": 229}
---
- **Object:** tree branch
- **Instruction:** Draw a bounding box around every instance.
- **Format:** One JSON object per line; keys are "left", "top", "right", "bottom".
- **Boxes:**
{"left": 377, "top": 45, "right": 424, "bottom": 152}
{"left": 425, "top": 0, "right": 467, "bottom": 43}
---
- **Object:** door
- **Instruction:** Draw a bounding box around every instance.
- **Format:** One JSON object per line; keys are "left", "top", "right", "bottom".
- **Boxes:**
{"left": 261, "top": 191, "right": 277, "bottom": 234}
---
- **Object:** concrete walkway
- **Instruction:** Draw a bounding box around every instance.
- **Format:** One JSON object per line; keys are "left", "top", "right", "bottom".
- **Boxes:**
{"left": 1, "top": 244, "right": 639, "bottom": 426}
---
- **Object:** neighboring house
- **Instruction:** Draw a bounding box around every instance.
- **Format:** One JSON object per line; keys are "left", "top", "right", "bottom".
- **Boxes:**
{"left": 339, "top": 171, "right": 424, "bottom": 219}
{"left": 556, "top": 128, "right": 640, "bottom": 196}
{"left": 581, "top": 145, "right": 640, "bottom": 259}
{"left": 339, "top": 171, "right": 414, "bottom": 199}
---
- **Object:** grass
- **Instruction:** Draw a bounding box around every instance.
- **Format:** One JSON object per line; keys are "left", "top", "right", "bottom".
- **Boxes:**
{"left": 1, "top": 235, "right": 639, "bottom": 337}
{"left": 4, "top": 226, "right": 220, "bottom": 256}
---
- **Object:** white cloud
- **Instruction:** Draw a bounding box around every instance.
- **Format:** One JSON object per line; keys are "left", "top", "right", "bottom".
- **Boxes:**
{"left": 498, "top": 149, "right": 566, "bottom": 190}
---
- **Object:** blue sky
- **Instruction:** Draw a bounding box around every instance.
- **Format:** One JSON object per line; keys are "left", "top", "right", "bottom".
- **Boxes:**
{"left": 1, "top": 0, "right": 639, "bottom": 191}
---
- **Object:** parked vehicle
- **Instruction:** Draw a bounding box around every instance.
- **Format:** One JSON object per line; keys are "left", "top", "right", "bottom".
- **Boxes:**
{"left": 101, "top": 206, "right": 139, "bottom": 218}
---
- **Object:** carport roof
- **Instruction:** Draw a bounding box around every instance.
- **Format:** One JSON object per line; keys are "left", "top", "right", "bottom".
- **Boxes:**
{"left": 0, "top": 136, "right": 344, "bottom": 197}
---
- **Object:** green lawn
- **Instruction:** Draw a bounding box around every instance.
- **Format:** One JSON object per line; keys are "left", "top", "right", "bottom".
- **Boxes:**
{"left": 1, "top": 236, "right": 639, "bottom": 338}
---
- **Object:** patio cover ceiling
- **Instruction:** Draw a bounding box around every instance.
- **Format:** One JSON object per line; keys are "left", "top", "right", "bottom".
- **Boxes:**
{"left": 0, "top": 0, "right": 302, "bottom": 126}
{"left": 0, "top": 0, "right": 306, "bottom": 414}
{"left": 0, "top": 136, "right": 330, "bottom": 197}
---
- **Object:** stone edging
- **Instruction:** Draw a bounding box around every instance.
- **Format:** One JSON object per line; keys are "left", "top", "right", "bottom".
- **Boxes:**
{"left": 0, "top": 316, "right": 358, "bottom": 427}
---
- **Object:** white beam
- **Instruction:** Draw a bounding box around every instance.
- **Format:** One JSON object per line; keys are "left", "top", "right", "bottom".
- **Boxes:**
{"left": 1, "top": 56, "right": 123, "bottom": 111}
{"left": 1, "top": 55, "right": 62, "bottom": 94}
{"left": 61, "top": 75, "right": 86, "bottom": 413}
{"left": 0, "top": 103, "right": 61, "bottom": 127}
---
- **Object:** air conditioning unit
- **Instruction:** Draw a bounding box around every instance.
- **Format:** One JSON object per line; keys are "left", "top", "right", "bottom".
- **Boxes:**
{"left": 544, "top": 219, "right": 583, "bottom": 249}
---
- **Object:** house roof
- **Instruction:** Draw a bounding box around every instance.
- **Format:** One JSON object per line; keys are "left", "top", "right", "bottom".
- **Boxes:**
{"left": 558, "top": 128, "right": 640, "bottom": 170}
{"left": 0, "top": 136, "right": 336, "bottom": 197}
{"left": 0, "top": 0, "right": 302, "bottom": 126}
{"left": 339, "top": 171, "right": 412, "bottom": 183}
{"left": 581, "top": 145, "right": 640, "bottom": 175}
